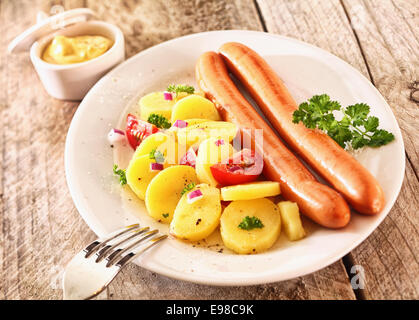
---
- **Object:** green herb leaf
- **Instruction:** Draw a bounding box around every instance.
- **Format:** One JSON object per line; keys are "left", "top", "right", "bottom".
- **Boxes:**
{"left": 149, "top": 149, "right": 165, "bottom": 163}
{"left": 181, "top": 182, "right": 196, "bottom": 196}
{"left": 238, "top": 216, "right": 264, "bottom": 230}
{"left": 166, "top": 84, "right": 195, "bottom": 96}
{"left": 292, "top": 94, "right": 395, "bottom": 149}
{"left": 364, "top": 116, "right": 379, "bottom": 133}
{"left": 147, "top": 113, "right": 171, "bottom": 129}
{"left": 162, "top": 213, "right": 169, "bottom": 218}
{"left": 345, "top": 103, "right": 370, "bottom": 126}
{"left": 113, "top": 164, "right": 127, "bottom": 185}
{"left": 368, "top": 129, "right": 395, "bottom": 147}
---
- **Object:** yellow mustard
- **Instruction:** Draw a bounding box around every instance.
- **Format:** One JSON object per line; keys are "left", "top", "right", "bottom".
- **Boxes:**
{"left": 42, "top": 35, "right": 113, "bottom": 65}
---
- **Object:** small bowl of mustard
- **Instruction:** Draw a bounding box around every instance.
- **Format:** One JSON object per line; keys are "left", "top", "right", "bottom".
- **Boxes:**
{"left": 8, "top": 8, "right": 125, "bottom": 100}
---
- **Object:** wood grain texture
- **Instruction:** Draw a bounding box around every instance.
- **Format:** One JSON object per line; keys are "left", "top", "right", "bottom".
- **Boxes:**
{"left": 0, "top": 0, "right": 95, "bottom": 300}
{"left": 0, "top": 0, "right": 356, "bottom": 300}
{"left": 87, "top": 0, "right": 264, "bottom": 58}
{"left": 257, "top": 0, "right": 419, "bottom": 299}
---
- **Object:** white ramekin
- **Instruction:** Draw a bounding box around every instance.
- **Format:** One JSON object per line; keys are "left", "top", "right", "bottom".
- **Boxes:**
{"left": 29, "top": 20, "right": 125, "bottom": 100}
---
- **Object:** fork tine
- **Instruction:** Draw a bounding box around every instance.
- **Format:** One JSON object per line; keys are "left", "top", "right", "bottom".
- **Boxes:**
{"left": 115, "top": 235, "right": 168, "bottom": 268}
{"left": 84, "top": 224, "right": 140, "bottom": 258}
{"left": 95, "top": 227, "right": 150, "bottom": 262}
{"left": 105, "top": 229, "right": 159, "bottom": 267}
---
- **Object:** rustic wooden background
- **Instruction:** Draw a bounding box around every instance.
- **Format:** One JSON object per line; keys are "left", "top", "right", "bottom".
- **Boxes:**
{"left": 0, "top": 0, "right": 418, "bottom": 300}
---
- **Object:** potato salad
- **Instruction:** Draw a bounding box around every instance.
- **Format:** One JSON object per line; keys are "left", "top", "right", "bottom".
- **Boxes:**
{"left": 109, "top": 84, "right": 307, "bottom": 254}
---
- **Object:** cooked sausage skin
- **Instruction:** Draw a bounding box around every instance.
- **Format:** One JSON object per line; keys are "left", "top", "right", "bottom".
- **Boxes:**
{"left": 196, "top": 51, "right": 350, "bottom": 228}
{"left": 219, "top": 42, "right": 385, "bottom": 215}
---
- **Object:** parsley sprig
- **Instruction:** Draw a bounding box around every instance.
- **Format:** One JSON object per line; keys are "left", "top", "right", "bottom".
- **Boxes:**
{"left": 166, "top": 84, "right": 195, "bottom": 97}
{"left": 238, "top": 216, "right": 264, "bottom": 230}
{"left": 181, "top": 183, "right": 196, "bottom": 196}
{"left": 292, "top": 94, "right": 395, "bottom": 149}
{"left": 113, "top": 164, "right": 127, "bottom": 185}
{"left": 149, "top": 149, "right": 165, "bottom": 163}
{"left": 147, "top": 113, "right": 171, "bottom": 129}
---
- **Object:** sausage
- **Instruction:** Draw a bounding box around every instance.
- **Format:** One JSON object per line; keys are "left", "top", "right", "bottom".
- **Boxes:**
{"left": 196, "top": 51, "right": 350, "bottom": 228}
{"left": 219, "top": 42, "right": 385, "bottom": 215}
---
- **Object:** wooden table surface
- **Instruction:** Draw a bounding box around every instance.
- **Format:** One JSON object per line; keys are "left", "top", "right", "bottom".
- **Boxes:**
{"left": 0, "top": 0, "right": 418, "bottom": 300}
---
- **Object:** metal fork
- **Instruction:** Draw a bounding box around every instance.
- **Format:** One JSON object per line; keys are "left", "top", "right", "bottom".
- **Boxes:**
{"left": 62, "top": 224, "right": 167, "bottom": 300}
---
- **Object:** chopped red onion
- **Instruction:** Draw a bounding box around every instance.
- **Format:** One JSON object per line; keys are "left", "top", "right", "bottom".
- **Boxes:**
{"left": 108, "top": 129, "right": 126, "bottom": 145}
{"left": 150, "top": 162, "right": 164, "bottom": 171}
{"left": 187, "top": 189, "right": 203, "bottom": 203}
{"left": 163, "top": 91, "right": 173, "bottom": 101}
{"left": 113, "top": 128, "right": 125, "bottom": 135}
{"left": 179, "top": 147, "right": 197, "bottom": 168}
{"left": 214, "top": 139, "right": 225, "bottom": 146}
{"left": 228, "top": 165, "right": 241, "bottom": 172}
{"left": 173, "top": 119, "right": 188, "bottom": 129}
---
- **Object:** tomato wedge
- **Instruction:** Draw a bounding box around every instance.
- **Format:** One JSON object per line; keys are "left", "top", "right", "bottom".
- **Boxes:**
{"left": 210, "top": 149, "right": 263, "bottom": 186}
{"left": 125, "top": 113, "right": 159, "bottom": 150}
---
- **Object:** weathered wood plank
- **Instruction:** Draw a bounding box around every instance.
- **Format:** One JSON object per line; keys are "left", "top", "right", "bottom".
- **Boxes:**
{"left": 0, "top": 0, "right": 356, "bottom": 300}
{"left": 0, "top": 0, "right": 95, "bottom": 300}
{"left": 257, "top": 0, "right": 371, "bottom": 76}
{"left": 257, "top": 0, "right": 419, "bottom": 299}
{"left": 105, "top": 259, "right": 354, "bottom": 300}
{"left": 87, "top": 0, "right": 264, "bottom": 58}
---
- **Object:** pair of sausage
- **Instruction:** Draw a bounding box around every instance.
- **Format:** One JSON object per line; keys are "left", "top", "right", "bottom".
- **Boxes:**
{"left": 196, "top": 43, "right": 385, "bottom": 228}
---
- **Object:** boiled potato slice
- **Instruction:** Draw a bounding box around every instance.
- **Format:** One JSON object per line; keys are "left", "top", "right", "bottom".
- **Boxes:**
{"left": 126, "top": 154, "right": 168, "bottom": 200}
{"left": 170, "top": 184, "right": 221, "bottom": 241}
{"left": 171, "top": 94, "right": 221, "bottom": 122}
{"left": 133, "top": 132, "right": 168, "bottom": 159}
{"left": 277, "top": 201, "right": 306, "bottom": 241}
{"left": 133, "top": 132, "right": 180, "bottom": 164}
{"left": 196, "top": 138, "right": 234, "bottom": 186}
{"left": 220, "top": 181, "right": 280, "bottom": 201}
{"left": 173, "top": 90, "right": 204, "bottom": 101}
{"left": 180, "top": 118, "right": 211, "bottom": 127}
{"left": 177, "top": 121, "right": 238, "bottom": 148}
{"left": 139, "top": 91, "right": 175, "bottom": 121}
{"left": 167, "top": 118, "right": 210, "bottom": 135}
{"left": 220, "top": 198, "right": 281, "bottom": 254}
{"left": 145, "top": 165, "right": 199, "bottom": 223}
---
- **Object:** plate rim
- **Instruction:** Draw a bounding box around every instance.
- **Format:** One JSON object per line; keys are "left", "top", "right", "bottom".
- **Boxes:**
{"left": 64, "top": 30, "right": 405, "bottom": 286}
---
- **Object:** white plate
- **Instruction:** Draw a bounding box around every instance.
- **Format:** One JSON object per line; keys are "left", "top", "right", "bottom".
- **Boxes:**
{"left": 65, "top": 30, "right": 405, "bottom": 286}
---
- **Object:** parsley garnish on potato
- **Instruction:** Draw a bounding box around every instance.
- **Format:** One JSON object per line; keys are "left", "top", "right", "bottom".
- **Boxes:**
{"left": 147, "top": 113, "right": 171, "bottom": 129}
{"left": 292, "top": 94, "right": 395, "bottom": 149}
{"left": 113, "top": 164, "right": 127, "bottom": 185}
{"left": 166, "top": 84, "right": 195, "bottom": 96}
{"left": 180, "top": 182, "right": 196, "bottom": 196}
{"left": 238, "top": 216, "right": 264, "bottom": 230}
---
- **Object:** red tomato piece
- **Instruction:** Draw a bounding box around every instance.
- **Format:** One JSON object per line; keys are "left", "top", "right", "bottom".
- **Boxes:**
{"left": 125, "top": 113, "right": 158, "bottom": 150}
{"left": 210, "top": 149, "right": 263, "bottom": 186}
